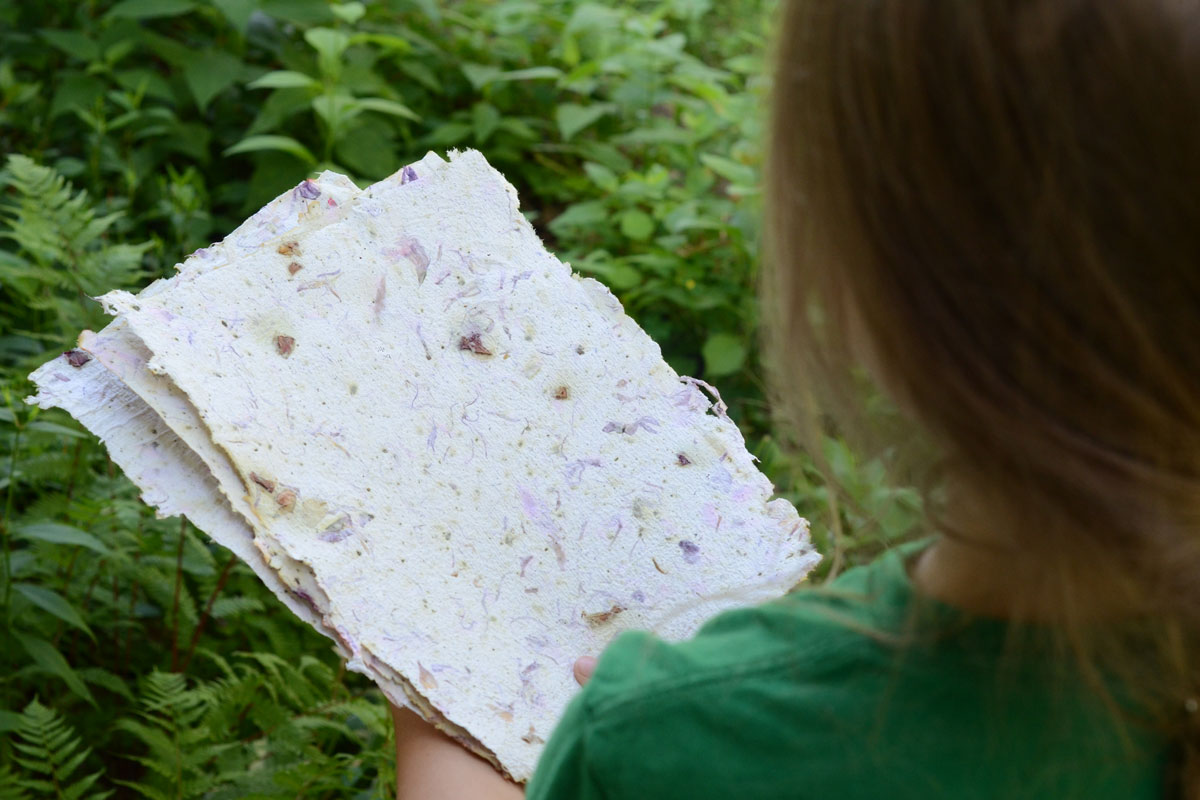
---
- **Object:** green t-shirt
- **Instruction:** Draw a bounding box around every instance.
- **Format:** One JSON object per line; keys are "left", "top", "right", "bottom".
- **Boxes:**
{"left": 525, "top": 542, "right": 1168, "bottom": 799}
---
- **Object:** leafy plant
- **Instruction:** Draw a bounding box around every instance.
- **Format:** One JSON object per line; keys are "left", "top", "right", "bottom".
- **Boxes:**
{"left": 0, "top": 0, "right": 922, "bottom": 795}
{"left": 9, "top": 699, "right": 109, "bottom": 800}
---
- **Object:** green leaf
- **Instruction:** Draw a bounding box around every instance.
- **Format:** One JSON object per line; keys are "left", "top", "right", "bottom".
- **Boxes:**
{"left": 547, "top": 200, "right": 607, "bottom": 234}
{"left": 574, "top": 255, "right": 641, "bottom": 291}
{"left": 460, "top": 63, "right": 501, "bottom": 90}
{"left": 305, "top": 27, "right": 351, "bottom": 78}
{"left": 260, "top": 0, "right": 334, "bottom": 24}
{"left": 14, "top": 584, "right": 94, "bottom": 638}
{"left": 105, "top": 0, "right": 196, "bottom": 19}
{"left": 471, "top": 102, "right": 501, "bottom": 143}
{"left": 620, "top": 209, "right": 655, "bottom": 241}
{"left": 78, "top": 667, "right": 134, "bottom": 701}
{"left": 183, "top": 51, "right": 244, "bottom": 111}
{"left": 351, "top": 32, "right": 412, "bottom": 54}
{"left": 0, "top": 711, "right": 21, "bottom": 734}
{"left": 311, "top": 93, "right": 360, "bottom": 131}
{"left": 13, "top": 522, "right": 109, "bottom": 554}
{"left": 496, "top": 66, "right": 562, "bottom": 82}
{"left": 556, "top": 102, "right": 614, "bottom": 141}
{"left": 224, "top": 135, "right": 317, "bottom": 165}
{"left": 247, "top": 70, "right": 318, "bottom": 91}
{"left": 25, "top": 420, "right": 87, "bottom": 439}
{"left": 330, "top": 2, "right": 365, "bottom": 24}
{"left": 334, "top": 121, "right": 398, "bottom": 179}
{"left": 38, "top": 30, "right": 100, "bottom": 62}
{"left": 583, "top": 162, "right": 619, "bottom": 193}
{"left": 14, "top": 633, "right": 96, "bottom": 706}
{"left": 356, "top": 97, "right": 419, "bottom": 122}
{"left": 211, "top": 0, "right": 260, "bottom": 33}
{"left": 702, "top": 332, "right": 748, "bottom": 377}
{"left": 699, "top": 153, "right": 756, "bottom": 187}
{"left": 604, "top": 262, "right": 641, "bottom": 290}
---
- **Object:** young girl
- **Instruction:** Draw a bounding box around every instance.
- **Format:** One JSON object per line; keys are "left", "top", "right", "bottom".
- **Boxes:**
{"left": 391, "top": 1, "right": 1200, "bottom": 796}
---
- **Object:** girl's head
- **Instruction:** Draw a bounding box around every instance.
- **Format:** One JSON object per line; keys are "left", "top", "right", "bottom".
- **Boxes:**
{"left": 764, "top": 0, "right": 1200, "bottom": 786}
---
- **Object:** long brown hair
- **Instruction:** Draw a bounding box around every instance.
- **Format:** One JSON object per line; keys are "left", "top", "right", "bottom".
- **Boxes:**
{"left": 763, "top": 0, "right": 1200, "bottom": 794}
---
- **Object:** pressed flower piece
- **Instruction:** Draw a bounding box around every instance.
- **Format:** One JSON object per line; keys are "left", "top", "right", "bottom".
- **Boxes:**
{"left": 64, "top": 349, "right": 91, "bottom": 368}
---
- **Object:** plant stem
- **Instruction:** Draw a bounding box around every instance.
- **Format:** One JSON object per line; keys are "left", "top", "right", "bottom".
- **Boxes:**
{"left": 170, "top": 518, "right": 186, "bottom": 671}
{"left": 179, "top": 554, "right": 236, "bottom": 673}
{"left": 2, "top": 425, "right": 22, "bottom": 629}
{"left": 64, "top": 439, "right": 82, "bottom": 505}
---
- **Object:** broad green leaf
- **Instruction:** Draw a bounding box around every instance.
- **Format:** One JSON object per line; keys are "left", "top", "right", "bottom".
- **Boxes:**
{"left": 356, "top": 97, "right": 419, "bottom": 121}
{"left": 547, "top": 200, "right": 607, "bottom": 233}
{"left": 604, "top": 262, "right": 641, "bottom": 290}
{"left": 78, "top": 667, "right": 134, "bottom": 701}
{"left": 260, "top": 0, "right": 334, "bottom": 24}
{"left": 14, "top": 583, "right": 94, "bottom": 638}
{"left": 583, "top": 162, "right": 618, "bottom": 193}
{"left": 25, "top": 420, "right": 87, "bottom": 439}
{"left": 38, "top": 30, "right": 100, "bottom": 62}
{"left": 183, "top": 51, "right": 244, "bottom": 111}
{"left": 49, "top": 74, "right": 106, "bottom": 120}
{"left": 461, "top": 63, "right": 501, "bottom": 90}
{"left": 472, "top": 102, "right": 501, "bottom": 143}
{"left": 496, "top": 66, "right": 562, "bottom": 82}
{"left": 574, "top": 256, "right": 641, "bottom": 290}
{"left": 330, "top": 2, "right": 365, "bottom": 24}
{"left": 13, "top": 522, "right": 109, "bottom": 554}
{"left": 14, "top": 632, "right": 96, "bottom": 706}
{"left": 105, "top": 0, "right": 196, "bottom": 19}
{"left": 555, "top": 102, "right": 613, "bottom": 141}
{"left": 248, "top": 70, "right": 318, "bottom": 91}
{"left": 702, "top": 332, "right": 748, "bottom": 377}
{"left": 311, "top": 93, "right": 361, "bottom": 132}
{"left": 305, "top": 27, "right": 351, "bottom": 78}
{"left": 0, "top": 407, "right": 14, "bottom": 423}
{"left": 352, "top": 32, "right": 413, "bottom": 54}
{"left": 699, "top": 153, "right": 756, "bottom": 187}
{"left": 211, "top": 0, "right": 260, "bottom": 33}
{"left": 224, "top": 135, "right": 317, "bottom": 165}
{"left": 0, "top": 711, "right": 21, "bottom": 734}
{"left": 334, "top": 121, "right": 398, "bottom": 179}
{"left": 620, "top": 209, "right": 655, "bottom": 241}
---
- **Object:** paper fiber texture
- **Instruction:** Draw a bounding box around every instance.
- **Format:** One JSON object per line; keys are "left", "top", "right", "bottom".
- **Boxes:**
{"left": 29, "top": 150, "right": 818, "bottom": 782}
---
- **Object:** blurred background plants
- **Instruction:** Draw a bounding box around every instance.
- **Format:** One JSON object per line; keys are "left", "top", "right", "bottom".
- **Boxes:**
{"left": 0, "top": 0, "right": 920, "bottom": 796}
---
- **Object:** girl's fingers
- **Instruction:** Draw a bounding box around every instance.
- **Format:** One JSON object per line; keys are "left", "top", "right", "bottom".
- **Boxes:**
{"left": 573, "top": 656, "right": 597, "bottom": 686}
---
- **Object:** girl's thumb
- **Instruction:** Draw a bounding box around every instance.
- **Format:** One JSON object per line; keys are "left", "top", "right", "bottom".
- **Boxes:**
{"left": 573, "top": 656, "right": 597, "bottom": 686}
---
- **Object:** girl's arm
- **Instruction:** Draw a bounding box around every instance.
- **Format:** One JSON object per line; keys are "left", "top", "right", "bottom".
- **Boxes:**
{"left": 390, "top": 657, "right": 596, "bottom": 799}
{"left": 391, "top": 705, "right": 524, "bottom": 800}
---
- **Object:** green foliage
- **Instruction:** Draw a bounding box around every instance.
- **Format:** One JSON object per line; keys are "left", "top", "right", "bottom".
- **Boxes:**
{"left": 0, "top": 0, "right": 922, "bottom": 795}
{"left": 10, "top": 699, "right": 109, "bottom": 800}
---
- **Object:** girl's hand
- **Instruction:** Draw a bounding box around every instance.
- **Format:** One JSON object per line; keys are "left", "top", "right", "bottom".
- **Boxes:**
{"left": 573, "top": 655, "right": 597, "bottom": 686}
{"left": 390, "top": 656, "right": 595, "bottom": 798}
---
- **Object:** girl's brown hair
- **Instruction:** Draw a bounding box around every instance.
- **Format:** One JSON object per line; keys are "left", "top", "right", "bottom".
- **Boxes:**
{"left": 764, "top": 0, "right": 1200, "bottom": 794}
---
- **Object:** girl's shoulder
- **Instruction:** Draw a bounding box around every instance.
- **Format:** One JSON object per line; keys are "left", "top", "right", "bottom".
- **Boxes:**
{"left": 526, "top": 544, "right": 1168, "bottom": 800}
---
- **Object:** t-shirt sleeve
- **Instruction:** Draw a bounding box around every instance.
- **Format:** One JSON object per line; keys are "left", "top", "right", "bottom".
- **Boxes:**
{"left": 523, "top": 684, "right": 608, "bottom": 800}
{"left": 524, "top": 628, "right": 684, "bottom": 800}
{"left": 523, "top": 617, "right": 822, "bottom": 800}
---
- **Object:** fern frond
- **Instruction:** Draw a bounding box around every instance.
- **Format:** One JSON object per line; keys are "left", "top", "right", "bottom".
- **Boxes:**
{"left": 209, "top": 595, "right": 263, "bottom": 620}
{"left": 0, "top": 765, "right": 31, "bottom": 800}
{"left": 0, "top": 155, "right": 151, "bottom": 338}
{"left": 11, "top": 699, "right": 112, "bottom": 800}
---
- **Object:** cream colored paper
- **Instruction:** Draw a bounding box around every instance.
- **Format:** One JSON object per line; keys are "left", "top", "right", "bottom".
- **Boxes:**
{"left": 29, "top": 150, "right": 817, "bottom": 782}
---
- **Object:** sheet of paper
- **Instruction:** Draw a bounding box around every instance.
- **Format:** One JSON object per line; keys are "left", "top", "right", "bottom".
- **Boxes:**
{"left": 29, "top": 149, "right": 818, "bottom": 782}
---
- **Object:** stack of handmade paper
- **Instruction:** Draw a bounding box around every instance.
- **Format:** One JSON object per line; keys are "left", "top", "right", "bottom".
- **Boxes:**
{"left": 27, "top": 150, "right": 818, "bottom": 782}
